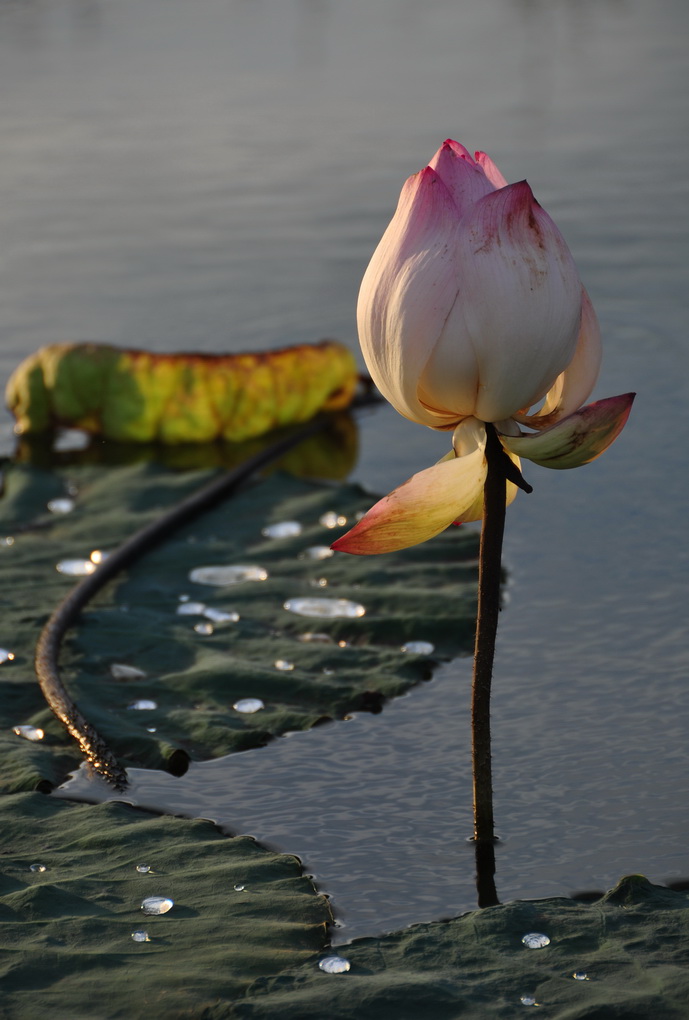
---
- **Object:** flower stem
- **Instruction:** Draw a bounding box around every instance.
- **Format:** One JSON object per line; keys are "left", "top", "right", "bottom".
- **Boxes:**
{"left": 471, "top": 422, "right": 507, "bottom": 845}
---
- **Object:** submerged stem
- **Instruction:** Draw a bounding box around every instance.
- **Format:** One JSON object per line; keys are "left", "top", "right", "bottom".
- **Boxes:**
{"left": 471, "top": 423, "right": 508, "bottom": 845}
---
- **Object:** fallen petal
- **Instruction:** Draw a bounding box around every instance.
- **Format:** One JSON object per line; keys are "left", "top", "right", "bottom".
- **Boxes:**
{"left": 500, "top": 393, "right": 635, "bottom": 469}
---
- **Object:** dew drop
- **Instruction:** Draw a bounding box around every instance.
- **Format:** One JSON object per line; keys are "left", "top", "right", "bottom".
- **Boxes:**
{"left": 131, "top": 930, "right": 151, "bottom": 943}
{"left": 13, "top": 725, "right": 44, "bottom": 741}
{"left": 299, "top": 546, "right": 334, "bottom": 561}
{"left": 56, "top": 558, "right": 96, "bottom": 577}
{"left": 47, "top": 498, "right": 75, "bottom": 515}
{"left": 127, "top": 700, "right": 157, "bottom": 711}
{"left": 0, "top": 649, "right": 16, "bottom": 664}
{"left": 310, "top": 577, "right": 328, "bottom": 588}
{"left": 275, "top": 659, "right": 295, "bottom": 672}
{"left": 318, "top": 956, "right": 351, "bottom": 974}
{"left": 0, "top": 537, "right": 15, "bottom": 547}
{"left": 90, "top": 549, "right": 110, "bottom": 565}
{"left": 322, "top": 668, "right": 335, "bottom": 676}
{"left": 202, "top": 607, "right": 240, "bottom": 624}
{"left": 521, "top": 933, "right": 550, "bottom": 949}
{"left": 233, "top": 698, "right": 265, "bottom": 714}
{"left": 283, "top": 597, "right": 365, "bottom": 619}
{"left": 136, "top": 865, "right": 152, "bottom": 874}
{"left": 53, "top": 428, "right": 90, "bottom": 452}
{"left": 194, "top": 621, "right": 214, "bottom": 636}
{"left": 262, "top": 521, "right": 302, "bottom": 539}
{"left": 298, "top": 632, "right": 335, "bottom": 645}
{"left": 110, "top": 663, "right": 147, "bottom": 680}
{"left": 29, "top": 863, "right": 47, "bottom": 873}
{"left": 337, "top": 640, "right": 349, "bottom": 648}
{"left": 319, "top": 511, "right": 348, "bottom": 529}
{"left": 520, "top": 995, "right": 539, "bottom": 1006}
{"left": 233, "top": 884, "right": 246, "bottom": 892}
{"left": 401, "top": 641, "right": 435, "bottom": 655}
{"left": 189, "top": 565, "right": 268, "bottom": 586}
{"left": 572, "top": 971, "right": 589, "bottom": 981}
{"left": 176, "top": 601, "right": 207, "bottom": 616}
{"left": 146, "top": 726, "right": 157, "bottom": 733}
{"left": 141, "top": 896, "right": 173, "bottom": 915}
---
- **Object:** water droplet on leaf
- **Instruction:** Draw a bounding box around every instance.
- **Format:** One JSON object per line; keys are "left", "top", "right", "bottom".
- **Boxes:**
{"left": 90, "top": 549, "right": 110, "bottom": 564}
{"left": 310, "top": 577, "right": 328, "bottom": 588}
{"left": 141, "top": 896, "right": 173, "bottom": 915}
{"left": 520, "top": 995, "right": 539, "bottom": 1006}
{"left": 202, "top": 607, "right": 240, "bottom": 624}
{"left": 29, "top": 863, "right": 47, "bottom": 873}
{"left": 275, "top": 660, "right": 295, "bottom": 671}
{"left": 283, "top": 597, "right": 365, "bottom": 619}
{"left": 522, "top": 933, "right": 550, "bottom": 949}
{"left": 127, "top": 700, "right": 157, "bottom": 711}
{"left": 194, "top": 621, "right": 214, "bottom": 635}
{"left": 189, "top": 565, "right": 268, "bottom": 586}
{"left": 233, "top": 884, "right": 246, "bottom": 892}
{"left": 299, "top": 546, "right": 334, "bottom": 561}
{"left": 110, "top": 663, "right": 147, "bottom": 680}
{"left": 56, "top": 559, "right": 96, "bottom": 577}
{"left": 13, "top": 725, "right": 44, "bottom": 741}
{"left": 233, "top": 698, "right": 265, "bottom": 714}
{"left": 0, "top": 649, "right": 16, "bottom": 664}
{"left": 401, "top": 641, "right": 435, "bottom": 655}
{"left": 572, "top": 971, "right": 589, "bottom": 981}
{"left": 47, "top": 498, "right": 75, "bottom": 514}
{"left": 262, "top": 521, "right": 302, "bottom": 538}
{"left": 318, "top": 956, "right": 351, "bottom": 974}
{"left": 176, "top": 601, "right": 207, "bottom": 616}
{"left": 136, "top": 865, "right": 152, "bottom": 874}
{"left": 298, "top": 632, "right": 334, "bottom": 645}
{"left": 131, "top": 930, "right": 151, "bottom": 942}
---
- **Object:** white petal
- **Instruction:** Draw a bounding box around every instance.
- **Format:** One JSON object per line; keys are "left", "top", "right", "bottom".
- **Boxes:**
{"left": 357, "top": 167, "right": 462, "bottom": 427}
{"left": 448, "top": 181, "right": 583, "bottom": 422}
{"left": 516, "top": 287, "right": 602, "bottom": 428}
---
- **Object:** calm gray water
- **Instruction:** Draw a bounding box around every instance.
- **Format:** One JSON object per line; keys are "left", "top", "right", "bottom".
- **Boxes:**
{"left": 4, "top": 0, "right": 689, "bottom": 941}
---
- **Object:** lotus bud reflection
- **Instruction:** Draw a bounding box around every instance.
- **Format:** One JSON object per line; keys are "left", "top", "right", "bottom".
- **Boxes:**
{"left": 334, "top": 140, "right": 634, "bottom": 555}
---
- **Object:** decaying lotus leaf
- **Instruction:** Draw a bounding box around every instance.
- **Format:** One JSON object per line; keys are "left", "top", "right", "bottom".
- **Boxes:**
{"left": 6, "top": 341, "right": 358, "bottom": 443}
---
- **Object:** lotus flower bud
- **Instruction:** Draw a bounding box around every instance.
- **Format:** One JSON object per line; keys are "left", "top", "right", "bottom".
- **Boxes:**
{"left": 357, "top": 140, "right": 588, "bottom": 428}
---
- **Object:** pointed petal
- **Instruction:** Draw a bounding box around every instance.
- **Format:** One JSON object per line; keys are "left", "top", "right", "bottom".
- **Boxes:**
{"left": 500, "top": 393, "right": 635, "bottom": 469}
{"left": 332, "top": 431, "right": 488, "bottom": 555}
{"left": 357, "top": 166, "right": 462, "bottom": 428}
{"left": 422, "top": 181, "right": 583, "bottom": 424}
{"left": 428, "top": 140, "right": 496, "bottom": 214}
{"left": 515, "top": 287, "right": 602, "bottom": 429}
{"left": 474, "top": 151, "right": 509, "bottom": 189}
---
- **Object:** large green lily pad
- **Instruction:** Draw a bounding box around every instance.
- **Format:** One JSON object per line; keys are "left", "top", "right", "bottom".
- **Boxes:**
{"left": 228, "top": 876, "right": 689, "bottom": 1020}
{"left": 0, "top": 793, "right": 331, "bottom": 1019}
{"left": 0, "top": 453, "right": 478, "bottom": 789}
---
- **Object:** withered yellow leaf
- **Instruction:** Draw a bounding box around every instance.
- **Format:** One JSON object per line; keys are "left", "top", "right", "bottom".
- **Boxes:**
{"left": 6, "top": 341, "right": 358, "bottom": 444}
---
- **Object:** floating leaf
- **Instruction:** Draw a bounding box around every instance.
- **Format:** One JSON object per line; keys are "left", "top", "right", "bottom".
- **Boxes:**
{"left": 232, "top": 876, "right": 689, "bottom": 1019}
{"left": 0, "top": 793, "right": 330, "bottom": 1014}
{"left": 6, "top": 341, "right": 358, "bottom": 443}
{"left": 0, "top": 458, "right": 478, "bottom": 789}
